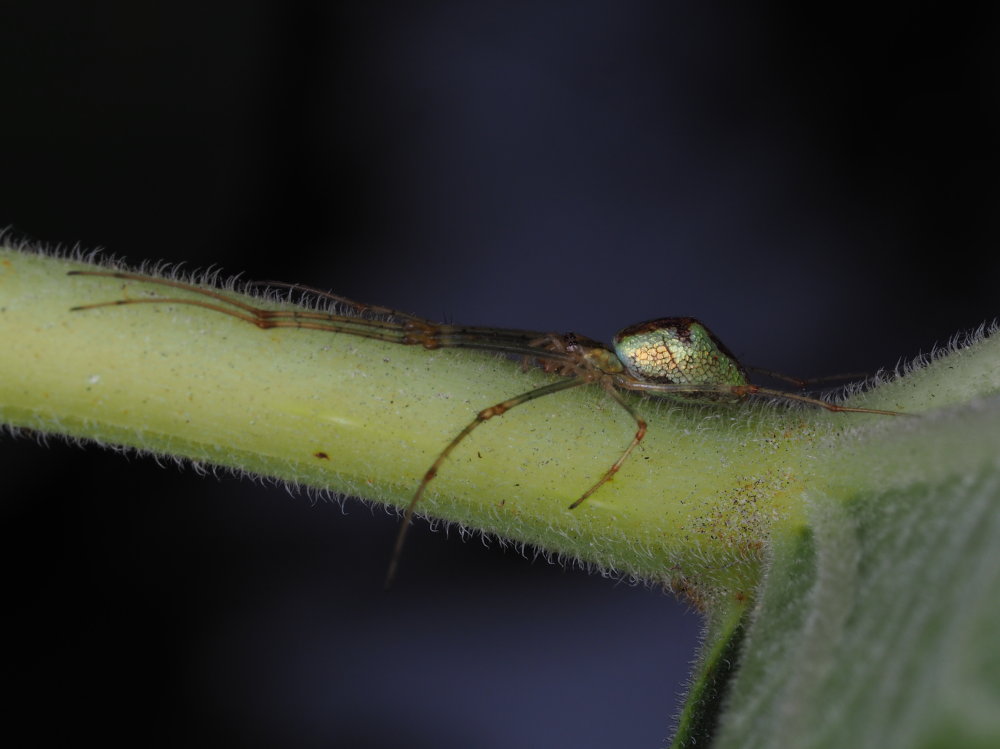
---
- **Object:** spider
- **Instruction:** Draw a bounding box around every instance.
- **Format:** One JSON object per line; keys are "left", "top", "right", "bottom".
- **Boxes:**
{"left": 68, "top": 269, "right": 902, "bottom": 586}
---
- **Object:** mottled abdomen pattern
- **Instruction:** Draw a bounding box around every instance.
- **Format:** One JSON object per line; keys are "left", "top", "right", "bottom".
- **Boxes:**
{"left": 613, "top": 317, "right": 748, "bottom": 398}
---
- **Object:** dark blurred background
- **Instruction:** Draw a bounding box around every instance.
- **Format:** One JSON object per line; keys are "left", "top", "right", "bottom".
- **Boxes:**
{"left": 2, "top": 3, "right": 997, "bottom": 747}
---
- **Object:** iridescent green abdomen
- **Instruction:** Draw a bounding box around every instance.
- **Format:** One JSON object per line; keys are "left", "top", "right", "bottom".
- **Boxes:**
{"left": 613, "top": 317, "right": 748, "bottom": 399}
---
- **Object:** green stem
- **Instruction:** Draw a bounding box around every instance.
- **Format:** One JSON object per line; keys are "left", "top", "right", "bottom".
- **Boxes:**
{"left": 671, "top": 593, "right": 751, "bottom": 747}
{"left": 1, "top": 244, "right": 995, "bottom": 602}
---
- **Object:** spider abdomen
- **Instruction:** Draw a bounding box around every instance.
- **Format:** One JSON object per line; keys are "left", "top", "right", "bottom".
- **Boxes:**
{"left": 613, "top": 318, "right": 748, "bottom": 395}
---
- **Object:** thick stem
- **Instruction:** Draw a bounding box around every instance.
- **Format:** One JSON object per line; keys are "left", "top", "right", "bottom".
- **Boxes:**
{"left": 0, "top": 245, "right": 982, "bottom": 597}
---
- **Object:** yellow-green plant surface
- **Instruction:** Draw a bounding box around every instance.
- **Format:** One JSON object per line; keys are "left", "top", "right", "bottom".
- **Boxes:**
{"left": 3, "top": 244, "right": 998, "bottom": 747}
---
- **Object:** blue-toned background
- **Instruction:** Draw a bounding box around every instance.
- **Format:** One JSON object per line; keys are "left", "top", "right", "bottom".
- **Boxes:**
{"left": 3, "top": 4, "right": 997, "bottom": 747}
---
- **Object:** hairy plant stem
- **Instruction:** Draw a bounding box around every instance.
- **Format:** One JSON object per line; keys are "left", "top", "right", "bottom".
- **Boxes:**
{"left": 0, "top": 246, "right": 987, "bottom": 597}
{"left": 4, "top": 244, "right": 1000, "bottom": 746}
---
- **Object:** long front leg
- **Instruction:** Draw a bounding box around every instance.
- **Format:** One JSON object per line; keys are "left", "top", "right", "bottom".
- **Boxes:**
{"left": 68, "top": 271, "right": 577, "bottom": 364}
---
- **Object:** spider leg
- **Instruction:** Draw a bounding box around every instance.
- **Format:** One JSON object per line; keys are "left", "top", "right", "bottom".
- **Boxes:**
{"left": 384, "top": 376, "right": 587, "bottom": 589}
{"left": 620, "top": 380, "right": 906, "bottom": 416}
{"left": 567, "top": 382, "right": 647, "bottom": 509}
{"left": 247, "top": 279, "right": 428, "bottom": 322}
{"left": 740, "top": 385, "right": 908, "bottom": 416}
{"left": 69, "top": 270, "right": 413, "bottom": 329}
{"left": 746, "top": 366, "right": 867, "bottom": 389}
{"left": 69, "top": 270, "right": 295, "bottom": 318}
{"left": 68, "top": 271, "right": 579, "bottom": 364}
{"left": 69, "top": 292, "right": 417, "bottom": 344}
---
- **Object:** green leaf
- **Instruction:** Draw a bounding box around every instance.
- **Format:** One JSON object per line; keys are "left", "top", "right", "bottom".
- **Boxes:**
{"left": 684, "top": 365, "right": 1000, "bottom": 746}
